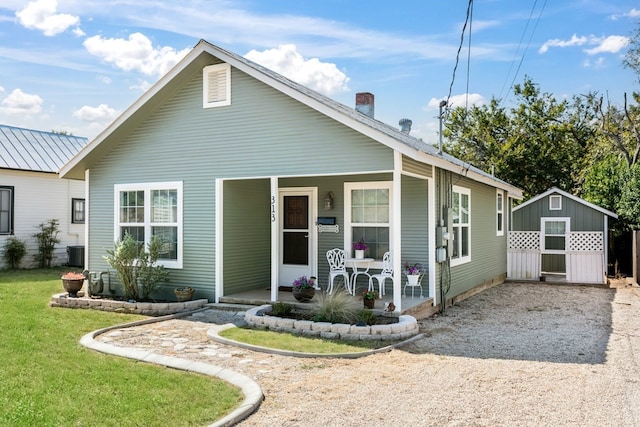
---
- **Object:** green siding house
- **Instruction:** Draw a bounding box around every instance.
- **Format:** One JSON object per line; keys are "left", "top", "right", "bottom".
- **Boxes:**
{"left": 60, "top": 40, "right": 522, "bottom": 315}
{"left": 509, "top": 187, "right": 617, "bottom": 284}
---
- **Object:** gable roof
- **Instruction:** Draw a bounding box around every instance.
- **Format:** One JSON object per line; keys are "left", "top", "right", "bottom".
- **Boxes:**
{"left": 513, "top": 187, "right": 618, "bottom": 218}
{"left": 59, "top": 39, "right": 522, "bottom": 198}
{"left": 0, "top": 124, "right": 88, "bottom": 173}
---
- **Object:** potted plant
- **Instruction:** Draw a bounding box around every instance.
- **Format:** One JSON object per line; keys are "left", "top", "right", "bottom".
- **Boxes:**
{"left": 404, "top": 262, "right": 421, "bottom": 286}
{"left": 174, "top": 286, "right": 195, "bottom": 302}
{"left": 292, "top": 275, "right": 316, "bottom": 302}
{"left": 353, "top": 238, "right": 368, "bottom": 259}
{"left": 361, "top": 289, "right": 379, "bottom": 309}
{"left": 61, "top": 271, "right": 86, "bottom": 298}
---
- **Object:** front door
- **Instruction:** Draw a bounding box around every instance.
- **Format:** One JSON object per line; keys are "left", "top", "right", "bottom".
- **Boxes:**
{"left": 279, "top": 189, "right": 316, "bottom": 286}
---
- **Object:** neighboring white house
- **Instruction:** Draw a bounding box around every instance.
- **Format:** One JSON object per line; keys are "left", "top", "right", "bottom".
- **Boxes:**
{"left": 0, "top": 124, "right": 88, "bottom": 269}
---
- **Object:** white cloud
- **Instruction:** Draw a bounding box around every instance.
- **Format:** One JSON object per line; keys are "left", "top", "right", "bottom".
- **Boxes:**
{"left": 539, "top": 34, "right": 629, "bottom": 55}
{"left": 244, "top": 44, "right": 349, "bottom": 96}
{"left": 0, "top": 88, "right": 43, "bottom": 115}
{"left": 427, "top": 94, "right": 486, "bottom": 110}
{"left": 97, "top": 75, "right": 112, "bottom": 85}
{"left": 83, "top": 32, "right": 190, "bottom": 77}
{"left": 72, "top": 104, "right": 119, "bottom": 122}
{"left": 15, "top": 0, "right": 81, "bottom": 36}
{"left": 584, "top": 35, "right": 629, "bottom": 55}
{"left": 539, "top": 34, "right": 587, "bottom": 54}
{"left": 583, "top": 57, "right": 606, "bottom": 69}
{"left": 611, "top": 8, "right": 640, "bottom": 20}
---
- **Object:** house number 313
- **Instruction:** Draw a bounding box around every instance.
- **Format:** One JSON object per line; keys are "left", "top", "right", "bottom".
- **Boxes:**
{"left": 271, "top": 196, "right": 276, "bottom": 222}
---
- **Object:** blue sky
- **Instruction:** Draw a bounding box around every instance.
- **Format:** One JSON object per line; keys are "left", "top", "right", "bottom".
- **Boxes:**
{"left": 0, "top": 0, "right": 638, "bottom": 144}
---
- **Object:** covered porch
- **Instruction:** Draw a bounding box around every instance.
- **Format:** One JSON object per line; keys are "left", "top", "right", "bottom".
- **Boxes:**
{"left": 216, "top": 160, "right": 436, "bottom": 313}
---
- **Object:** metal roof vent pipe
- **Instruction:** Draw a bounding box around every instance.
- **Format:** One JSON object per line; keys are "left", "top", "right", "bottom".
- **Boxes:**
{"left": 355, "top": 92, "right": 375, "bottom": 118}
{"left": 399, "top": 118, "right": 412, "bottom": 134}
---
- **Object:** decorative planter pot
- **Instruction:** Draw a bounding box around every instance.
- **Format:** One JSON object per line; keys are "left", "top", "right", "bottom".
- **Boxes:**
{"left": 62, "top": 279, "right": 84, "bottom": 298}
{"left": 292, "top": 287, "right": 315, "bottom": 302}
{"left": 407, "top": 274, "right": 420, "bottom": 286}
{"left": 355, "top": 250, "right": 364, "bottom": 259}
{"left": 363, "top": 298, "right": 375, "bottom": 309}
{"left": 174, "top": 287, "right": 195, "bottom": 302}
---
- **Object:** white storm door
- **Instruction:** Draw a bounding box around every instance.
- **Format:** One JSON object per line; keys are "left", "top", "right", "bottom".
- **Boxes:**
{"left": 279, "top": 189, "right": 316, "bottom": 286}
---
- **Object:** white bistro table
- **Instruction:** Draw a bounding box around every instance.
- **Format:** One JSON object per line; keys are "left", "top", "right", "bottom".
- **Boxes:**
{"left": 345, "top": 258, "right": 374, "bottom": 295}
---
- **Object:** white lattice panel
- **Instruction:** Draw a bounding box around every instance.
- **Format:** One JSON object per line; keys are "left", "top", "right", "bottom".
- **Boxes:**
{"left": 508, "top": 232, "right": 540, "bottom": 250}
{"left": 569, "top": 232, "right": 603, "bottom": 252}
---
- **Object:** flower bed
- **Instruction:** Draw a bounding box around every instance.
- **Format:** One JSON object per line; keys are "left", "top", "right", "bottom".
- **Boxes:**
{"left": 49, "top": 293, "right": 208, "bottom": 316}
{"left": 244, "top": 304, "right": 418, "bottom": 341}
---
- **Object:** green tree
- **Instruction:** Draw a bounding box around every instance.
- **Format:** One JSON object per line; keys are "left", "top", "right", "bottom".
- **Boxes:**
{"left": 444, "top": 77, "right": 595, "bottom": 200}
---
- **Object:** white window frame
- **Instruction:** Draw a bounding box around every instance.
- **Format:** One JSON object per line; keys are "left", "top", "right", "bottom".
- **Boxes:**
{"left": 549, "top": 195, "right": 562, "bottom": 210}
{"left": 451, "top": 185, "right": 471, "bottom": 266}
{"left": 114, "top": 181, "right": 183, "bottom": 269}
{"left": 203, "top": 63, "right": 231, "bottom": 108}
{"left": 344, "top": 181, "right": 393, "bottom": 264}
{"left": 540, "top": 217, "right": 570, "bottom": 254}
{"left": 0, "top": 186, "right": 13, "bottom": 235}
{"left": 496, "top": 189, "right": 504, "bottom": 236}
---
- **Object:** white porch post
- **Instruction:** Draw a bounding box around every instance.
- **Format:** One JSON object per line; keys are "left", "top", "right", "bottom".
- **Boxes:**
{"left": 428, "top": 176, "right": 436, "bottom": 306}
{"left": 392, "top": 151, "right": 403, "bottom": 312}
{"left": 270, "top": 177, "right": 279, "bottom": 302}
{"left": 214, "top": 179, "right": 223, "bottom": 303}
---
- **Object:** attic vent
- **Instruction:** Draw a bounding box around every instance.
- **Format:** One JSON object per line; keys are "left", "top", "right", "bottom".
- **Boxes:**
{"left": 203, "top": 63, "right": 231, "bottom": 108}
{"left": 549, "top": 195, "right": 562, "bottom": 210}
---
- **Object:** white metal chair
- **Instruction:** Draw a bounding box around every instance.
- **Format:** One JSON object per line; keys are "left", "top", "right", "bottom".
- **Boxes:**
{"left": 369, "top": 251, "right": 393, "bottom": 296}
{"left": 403, "top": 271, "right": 425, "bottom": 298}
{"left": 326, "top": 248, "right": 351, "bottom": 294}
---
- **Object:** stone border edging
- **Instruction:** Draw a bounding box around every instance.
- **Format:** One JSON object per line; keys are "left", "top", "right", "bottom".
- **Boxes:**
{"left": 50, "top": 293, "right": 208, "bottom": 316}
{"left": 208, "top": 323, "right": 425, "bottom": 359}
{"left": 79, "top": 310, "right": 263, "bottom": 427}
{"left": 244, "top": 304, "right": 419, "bottom": 341}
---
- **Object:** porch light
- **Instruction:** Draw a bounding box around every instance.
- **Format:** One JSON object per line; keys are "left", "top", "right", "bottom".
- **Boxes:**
{"left": 324, "top": 191, "right": 334, "bottom": 210}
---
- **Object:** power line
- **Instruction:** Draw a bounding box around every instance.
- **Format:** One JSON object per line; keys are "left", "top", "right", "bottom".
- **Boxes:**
{"left": 445, "top": 0, "right": 474, "bottom": 112}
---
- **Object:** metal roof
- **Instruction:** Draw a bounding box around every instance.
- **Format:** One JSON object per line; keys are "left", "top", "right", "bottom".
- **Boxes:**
{"left": 0, "top": 124, "right": 88, "bottom": 173}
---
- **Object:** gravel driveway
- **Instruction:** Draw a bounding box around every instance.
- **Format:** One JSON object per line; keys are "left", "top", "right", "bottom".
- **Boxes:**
{"left": 98, "top": 281, "right": 640, "bottom": 426}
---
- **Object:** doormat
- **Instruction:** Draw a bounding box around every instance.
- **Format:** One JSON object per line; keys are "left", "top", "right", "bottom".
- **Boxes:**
{"left": 278, "top": 286, "right": 293, "bottom": 292}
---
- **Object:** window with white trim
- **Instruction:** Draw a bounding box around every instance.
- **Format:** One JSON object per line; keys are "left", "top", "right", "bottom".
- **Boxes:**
{"left": 344, "top": 181, "right": 391, "bottom": 260}
{"left": 496, "top": 190, "right": 504, "bottom": 236}
{"left": 0, "top": 186, "right": 13, "bottom": 234}
{"left": 203, "top": 63, "right": 231, "bottom": 108}
{"left": 549, "top": 195, "right": 562, "bottom": 210}
{"left": 451, "top": 185, "right": 471, "bottom": 266}
{"left": 541, "top": 218, "right": 569, "bottom": 253}
{"left": 115, "top": 182, "right": 183, "bottom": 268}
{"left": 72, "top": 198, "right": 85, "bottom": 224}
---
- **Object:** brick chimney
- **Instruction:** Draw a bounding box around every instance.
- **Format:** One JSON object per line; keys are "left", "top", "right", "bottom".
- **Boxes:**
{"left": 355, "top": 92, "right": 374, "bottom": 118}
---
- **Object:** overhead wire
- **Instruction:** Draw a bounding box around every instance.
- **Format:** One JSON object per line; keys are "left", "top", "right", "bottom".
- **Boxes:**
{"left": 497, "top": 0, "right": 548, "bottom": 106}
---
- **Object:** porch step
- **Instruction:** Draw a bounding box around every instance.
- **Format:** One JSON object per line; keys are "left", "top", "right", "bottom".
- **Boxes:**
{"left": 205, "top": 302, "right": 260, "bottom": 312}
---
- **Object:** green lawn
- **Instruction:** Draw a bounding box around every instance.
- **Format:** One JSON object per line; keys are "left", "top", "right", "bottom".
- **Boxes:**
{"left": 0, "top": 268, "right": 243, "bottom": 427}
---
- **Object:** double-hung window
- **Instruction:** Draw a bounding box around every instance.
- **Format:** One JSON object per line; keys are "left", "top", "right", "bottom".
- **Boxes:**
{"left": 345, "top": 181, "right": 391, "bottom": 260}
{"left": 0, "top": 186, "right": 13, "bottom": 235}
{"left": 451, "top": 185, "right": 471, "bottom": 266}
{"left": 114, "top": 182, "right": 183, "bottom": 268}
{"left": 72, "top": 198, "right": 85, "bottom": 224}
{"left": 496, "top": 190, "right": 504, "bottom": 236}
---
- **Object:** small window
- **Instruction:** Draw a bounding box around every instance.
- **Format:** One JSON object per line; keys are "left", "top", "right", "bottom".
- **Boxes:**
{"left": 345, "top": 181, "right": 392, "bottom": 260}
{"left": 72, "top": 198, "right": 85, "bottom": 224}
{"left": 451, "top": 185, "right": 471, "bottom": 266}
{"left": 496, "top": 190, "right": 504, "bottom": 236}
{"left": 203, "top": 63, "right": 231, "bottom": 108}
{"left": 0, "top": 186, "right": 14, "bottom": 234}
{"left": 549, "top": 195, "right": 562, "bottom": 210}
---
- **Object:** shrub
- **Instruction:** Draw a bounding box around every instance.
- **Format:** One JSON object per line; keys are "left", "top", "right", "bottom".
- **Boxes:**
{"left": 2, "top": 236, "right": 27, "bottom": 269}
{"left": 356, "top": 308, "right": 377, "bottom": 326}
{"left": 104, "top": 233, "right": 169, "bottom": 300}
{"left": 33, "top": 219, "right": 60, "bottom": 267}
{"left": 310, "top": 289, "right": 359, "bottom": 324}
{"left": 271, "top": 302, "right": 293, "bottom": 317}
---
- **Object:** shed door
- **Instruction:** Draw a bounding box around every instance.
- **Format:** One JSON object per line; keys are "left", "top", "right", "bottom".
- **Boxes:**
{"left": 541, "top": 218, "right": 569, "bottom": 274}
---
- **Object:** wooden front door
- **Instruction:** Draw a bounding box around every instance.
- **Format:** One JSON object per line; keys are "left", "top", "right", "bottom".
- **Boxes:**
{"left": 279, "top": 189, "right": 316, "bottom": 286}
